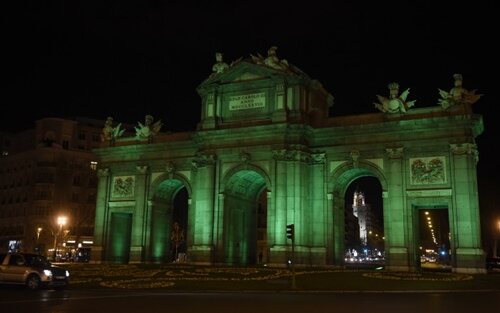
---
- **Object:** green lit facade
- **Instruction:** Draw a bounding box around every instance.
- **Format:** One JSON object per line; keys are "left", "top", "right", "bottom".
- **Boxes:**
{"left": 92, "top": 56, "right": 485, "bottom": 273}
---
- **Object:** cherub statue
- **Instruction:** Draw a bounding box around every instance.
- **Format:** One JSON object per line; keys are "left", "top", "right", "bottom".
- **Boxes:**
{"left": 374, "top": 82, "right": 416, "bottom": 113}
{"left": 211, "top": 52, "right": 229, "bottom": 76}
{"left": 438, "top": 74, "right": 482, "bottom": 109}
{"left": 101, "top": 117, "right": 125, "bottom": 145}
{"left": 135, "top": 114, "right": 163, "bottom": 142}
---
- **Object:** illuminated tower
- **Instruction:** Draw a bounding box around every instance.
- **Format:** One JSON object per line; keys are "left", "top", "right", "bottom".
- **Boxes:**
{"left": 352, "top": 189, "right": 368, "bottom": 246}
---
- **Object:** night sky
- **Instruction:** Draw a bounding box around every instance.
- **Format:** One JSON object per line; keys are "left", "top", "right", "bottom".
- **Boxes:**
{"left": 3, "top": 2, "right": 498, "bottom": 244}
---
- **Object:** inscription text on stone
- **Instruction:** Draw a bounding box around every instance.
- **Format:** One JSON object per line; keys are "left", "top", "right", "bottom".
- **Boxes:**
{"left": 228, "top": 93, "right": 266, "bottom": 111}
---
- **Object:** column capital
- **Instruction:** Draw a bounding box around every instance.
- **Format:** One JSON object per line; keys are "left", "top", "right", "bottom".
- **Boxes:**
{"left": 136, "top": 165, "right": 148, "bottom": 174}
{"left": 272, "top": 149, "right": 310, "bottom": 163}
{"left": 450, "top": 143, "right": 478, "bottom": 163}
{"left": 193, "top": 153, "right": 217, "bottom": 170}
{"left": 311, "top": 152, "right": 326, "bottom": 164}
{"left": 97, "top": 168, "right": 109, "bottom": 177}
{"left": 385, "top": 147, "right": 404, "bottom": 159}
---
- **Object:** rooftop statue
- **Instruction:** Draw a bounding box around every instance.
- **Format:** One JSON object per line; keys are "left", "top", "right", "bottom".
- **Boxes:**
{"left": 210, "top": 52, "right": 229, "bottom": 77}
{"left": 374, "top": 82, "right": 416, "bottom": 114}
{"left": 135, "top": 114, "right": 162, "bottom": 142}
{"left": 438, "top": 74, "right": 482, "bottom": 109}
{"left": 251, "top": 46, "right": 289, "bottom": 71}
{"left": 101, "top": 116, "right": 125, "bottom": 145}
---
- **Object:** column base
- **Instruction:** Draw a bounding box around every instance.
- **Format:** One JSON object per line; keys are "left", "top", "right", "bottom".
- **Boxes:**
{"left": 188, "top": 245, "right": 213, "bottom": 264}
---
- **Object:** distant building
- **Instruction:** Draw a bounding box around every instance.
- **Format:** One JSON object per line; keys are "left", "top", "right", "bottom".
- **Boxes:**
{"left": 352, "top": 189, "right": 384, "bottom": 251}
{"left": 344, "top": 203, "right": 361, "bottom": 250}
{"left": 0, "top": 117, "right": 104, "bottom": 257}
{"left": 352, "top": 190, "right": 369, "bottom": 246}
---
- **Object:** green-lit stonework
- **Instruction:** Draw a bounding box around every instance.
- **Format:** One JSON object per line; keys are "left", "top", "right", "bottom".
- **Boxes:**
{"left": 92, "top": 49, "right": 485, "bottom": 273}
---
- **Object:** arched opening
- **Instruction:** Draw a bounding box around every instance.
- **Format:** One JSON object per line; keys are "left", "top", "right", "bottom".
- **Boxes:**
{"left": 151, "top": 178, "right": 189, "bottom": 263}
{"left": 344, "top": 176, "right": 384, "bottom": 267}
{"left": 330, "top": 163, "right": 387, "bottom": 267}
{"left": 224, "top": 169, "right": 268, "bottom": 265}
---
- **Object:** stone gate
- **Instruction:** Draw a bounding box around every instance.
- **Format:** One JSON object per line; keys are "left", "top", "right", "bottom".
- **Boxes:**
{"left": 92, "top": 49, "right": 485, "bottom": 273}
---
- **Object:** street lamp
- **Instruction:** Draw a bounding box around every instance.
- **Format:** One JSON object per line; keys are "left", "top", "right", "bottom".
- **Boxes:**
{"left": 52, "top": 216, "right": 67, "bottom": 261}
{"left": 494, "top": 220, "right": 500, "bottom": 257}
{"left": 35, "top": 227, "right": 42, "bottom": 253}
{"left": 493, "top": 220, "right": 500, "bottom": 258}
{"left": 36, "top": 227, "right": 42, "bottom": 241}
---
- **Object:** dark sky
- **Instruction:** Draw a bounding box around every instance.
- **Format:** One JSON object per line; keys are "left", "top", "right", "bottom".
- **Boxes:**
{"left": 3, "top": 2, "right": 499, "bottom": 241}
{"left": 3, "top": 2, "right": 496, "bottom": 130}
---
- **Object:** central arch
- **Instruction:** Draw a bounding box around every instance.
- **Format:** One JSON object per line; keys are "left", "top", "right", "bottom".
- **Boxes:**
{"left": 329, "top": 161, "right": 388, "bottom": 265}
{"left": 222, "top": 165, "right": 271, "bottom": 265}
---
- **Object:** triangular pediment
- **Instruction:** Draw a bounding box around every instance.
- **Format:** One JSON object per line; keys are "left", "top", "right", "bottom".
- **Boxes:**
{"left": 198, "top": 60, "right": 303, "bottom": 90}
{"left": 230, "top": 71, "right": 264, "bottom": 82}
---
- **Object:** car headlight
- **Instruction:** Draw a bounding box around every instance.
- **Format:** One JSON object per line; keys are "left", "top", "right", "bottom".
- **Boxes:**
{"left": 43, "top": 269, "right": 53, "bottom": 276}
{"left": 66, "top": 270, "right": 70, "bottom": 277}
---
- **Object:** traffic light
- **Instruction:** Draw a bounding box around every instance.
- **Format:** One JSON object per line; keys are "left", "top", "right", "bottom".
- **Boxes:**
{"left": 286, "top": 224, "right": 294, "bottom": 240}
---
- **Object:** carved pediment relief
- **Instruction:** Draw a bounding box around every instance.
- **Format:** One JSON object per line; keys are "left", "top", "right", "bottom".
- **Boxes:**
{"left": 229, "top": 71, "right": 264, "bottom": 82}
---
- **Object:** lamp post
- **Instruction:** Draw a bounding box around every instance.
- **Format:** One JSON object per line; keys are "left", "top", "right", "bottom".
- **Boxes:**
{"left": 494, "top": 220, "right": 500, "bottom": 258}
{"left": 35, "top": 227, "right": 42, "bottom": 253}
{"left": 37, "top": 227, "right": 42, "bottom": 241}
{"left": 52, "top": 216, "right": 67, "bottom": 261}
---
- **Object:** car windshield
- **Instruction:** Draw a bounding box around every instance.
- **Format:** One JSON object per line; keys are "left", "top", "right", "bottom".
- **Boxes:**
{"left": 24, "top": 254, "right": 50, "bottom": 266}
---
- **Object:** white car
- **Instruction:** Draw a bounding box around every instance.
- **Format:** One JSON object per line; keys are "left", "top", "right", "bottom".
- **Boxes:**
{"left": 0, "top": 252, "right": 70, "bottom": 290}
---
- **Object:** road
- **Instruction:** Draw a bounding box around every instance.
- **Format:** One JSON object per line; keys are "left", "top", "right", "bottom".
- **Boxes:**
{"left": 1, "top": 288, "right": 499, "bottom": 313}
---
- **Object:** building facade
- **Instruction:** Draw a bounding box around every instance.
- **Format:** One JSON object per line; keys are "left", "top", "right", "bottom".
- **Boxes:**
{"left": 0, "top": 117, "right": 102, "bottom": 258}
{"left": 93, "top": 50, "right": 485, "bottom": 273}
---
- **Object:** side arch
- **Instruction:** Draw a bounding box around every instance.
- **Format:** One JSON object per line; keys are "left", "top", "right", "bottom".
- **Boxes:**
{"left": 150, "top": 172, "right": 193, "bottom": 200}
{"left": 148, "top": 172, "right": 192, "bottom": 263}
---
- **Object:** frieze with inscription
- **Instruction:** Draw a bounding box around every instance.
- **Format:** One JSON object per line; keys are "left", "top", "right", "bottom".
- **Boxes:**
{"left": 228, "top": 92, "right": 266, "bottom": 111}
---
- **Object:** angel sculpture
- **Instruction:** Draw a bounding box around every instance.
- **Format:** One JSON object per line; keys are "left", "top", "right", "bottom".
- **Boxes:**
{"left": 135, "top": 114, "right": 162, "bottom": 142}
{"left": 437, "top": 74, "right": 482, "bottom": 109}
{"left": 250, "top": 46, "right": 289, "bottom": 71}
{"left": 374, "top": 82, "right": 416, "bottom": 114}
{"left": 101, "top": 117, "right": 125, "bottom": 145}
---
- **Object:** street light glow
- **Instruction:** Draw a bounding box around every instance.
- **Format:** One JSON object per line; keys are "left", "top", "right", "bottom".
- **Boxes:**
{"left": 53, "top": 215, "right": 68, "bottom": 261}
{"left": 57, "top": 216, "right": 67, "bottom": 226}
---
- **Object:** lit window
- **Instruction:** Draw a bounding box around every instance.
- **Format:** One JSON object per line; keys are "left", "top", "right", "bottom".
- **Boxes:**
{"left": 90, "top": 161, "right": 98, "bottom": 171}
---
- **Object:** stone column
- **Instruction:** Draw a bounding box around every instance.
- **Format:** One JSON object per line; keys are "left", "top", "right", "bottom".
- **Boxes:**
{"left": 91, "top": 168, "right": 110, "bottom": 263}
{"left": 272, "top": 83, "right": 287, "bottom": 122}
{"left": 188, "top": 154, "right": 216, "bottom": 264}
{"left": 384, "top": 147, "right": 409, "bottom": 271}
{"left": 449, "top": 143, "right": 485, "bottom": 273}
{"left": 291, "top": 150, "right": 310, "bottom": 264}
{"left": 310, "top": 153, "right": 327, "bottom": 264}
{"left": 213, "top": 193, "right": 225, "bottom": 263}
{"left": 326, "top": 192, "right": 335, "bottom": 264}
{"left": 269, "top": 149, "right": 289, "bottom": 264}
{"left": 199, "top": 88, "right": 218, "bottom": 130}
{"left": 129, "top": 165, "right": 149, "bottom": 263}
